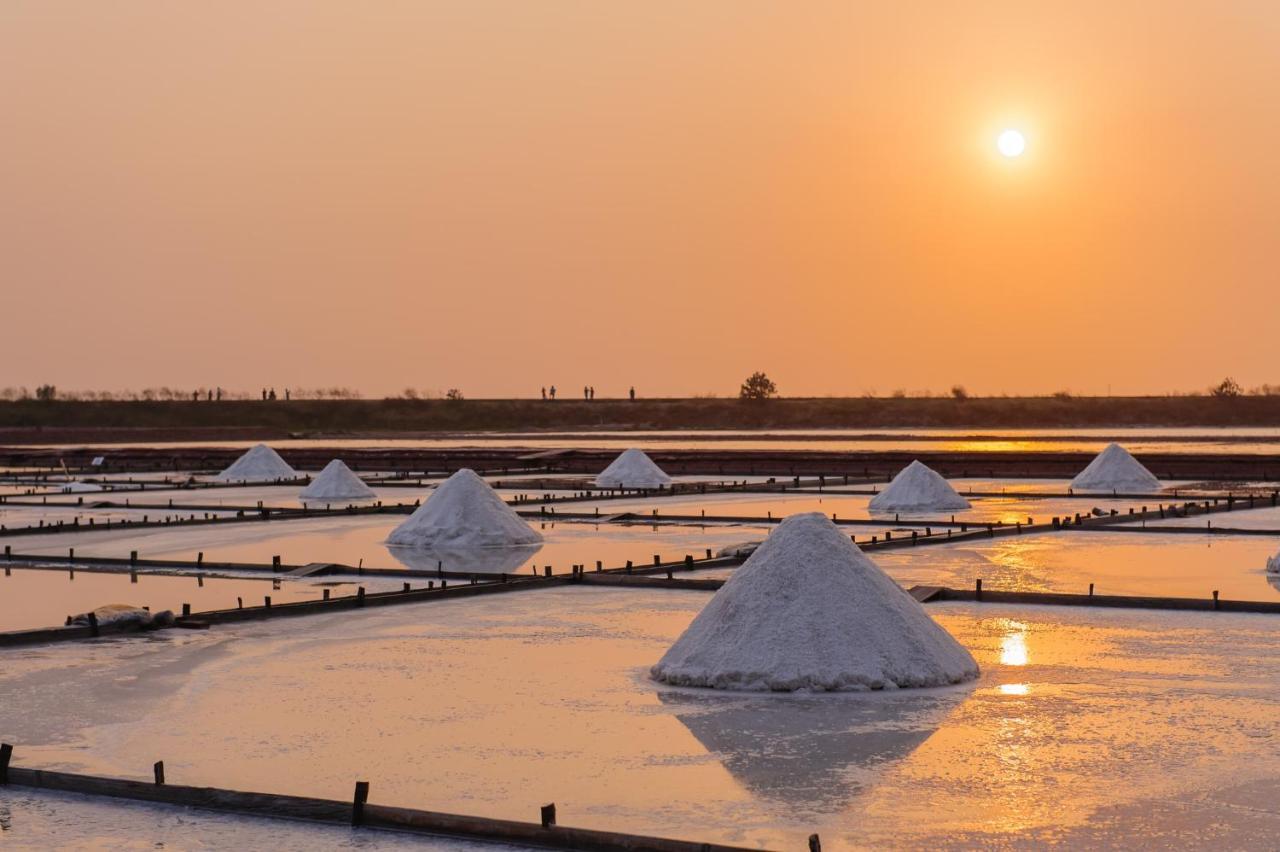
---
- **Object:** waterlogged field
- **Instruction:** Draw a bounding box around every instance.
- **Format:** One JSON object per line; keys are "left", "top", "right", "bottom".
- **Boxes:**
{"left": 1, "top": 463, "right": 1279, "bottom": 849}
{"left": 0, "top": 590, "right": 1277, "bottom": 849}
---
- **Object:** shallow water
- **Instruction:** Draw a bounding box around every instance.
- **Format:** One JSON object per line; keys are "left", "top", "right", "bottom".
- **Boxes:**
{"left": 23, "top": 426, "right": 1280, "bottom": 454}
{"left": 0, "top": 589, "right": 1276, "bottom": 849}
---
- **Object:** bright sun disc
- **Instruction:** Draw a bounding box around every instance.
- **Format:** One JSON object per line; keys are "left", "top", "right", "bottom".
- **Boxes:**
{"left": 997, "top": 129, "right": 1026, "bottom": 158}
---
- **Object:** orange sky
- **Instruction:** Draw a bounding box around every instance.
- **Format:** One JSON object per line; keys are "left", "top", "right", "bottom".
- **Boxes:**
{"left": 2, "top": 2, "right": 1278, "bottom": 398}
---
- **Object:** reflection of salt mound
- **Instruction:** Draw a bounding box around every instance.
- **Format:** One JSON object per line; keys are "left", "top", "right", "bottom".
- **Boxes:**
{"left": 1070, "top": 443, "right": 1160, "bottom": 492}
{"left": 1267, "top": 551, "right": 1280, "bottom": 575}
{"left": 388, "top": 543, "right": 542, "bottom": 574}
{"left": 659, "top": 688, "right": 965, "bottom": 808}
{"left": 594, "top": 449, "right": 672, "bottom": 489}
{"left": 386, "top": 469, "right": 543, "bottom": 548}
{"left": 299, "top": 459, "right": 376, "bottom": 502}
{"left": 868, "top": 461, "right": 970, "bottom": 512}
{"left": 651, "top": 513, "right": 979, "bottom": 691}
{"left": 215, "top": 444, "right": 299, "bottom": 483}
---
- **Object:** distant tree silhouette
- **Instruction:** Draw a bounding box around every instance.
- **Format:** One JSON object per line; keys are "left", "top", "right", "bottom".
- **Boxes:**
{"left": 739, "top": 372, "right": 777, "bottom": 400}
{"left": 950, "top": 385, "right": 968, "bottom": 401}
{"left": 1210, "top": 377, "right": 1243, "bottom": 398}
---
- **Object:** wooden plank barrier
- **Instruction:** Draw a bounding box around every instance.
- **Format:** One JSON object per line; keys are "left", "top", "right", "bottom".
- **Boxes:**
{"left": 0, "top": 749, "right": 764, "bottom": 852}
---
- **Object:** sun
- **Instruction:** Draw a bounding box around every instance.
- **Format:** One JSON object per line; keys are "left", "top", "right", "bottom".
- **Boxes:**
{"left": 997, "top": 129, "right": 1026, "bottom": 158}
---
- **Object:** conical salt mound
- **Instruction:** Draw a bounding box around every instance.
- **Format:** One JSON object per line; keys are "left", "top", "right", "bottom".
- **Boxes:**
{"left": 1070, "top": 443, "right": 1160, "bottom": 492}
{"left": 1266, "top": 550, "right": 1280, "bottom": 575}
{"left": 651, "top": 512, "right": 979, "bottom": 691}
{"left": 868, "top": 461, "right": 970, "bottom": 512}
{"left": 215, "top": 444, "right": 298, "bottom": 483}
{"left": 299, "top": 459, "right": 376, "bottom": 502}
{"left": 386, "top": 468, "right": 542, "bottom": 548}
{"left": 594, "top": 449, "right": 673, "bottom": 489}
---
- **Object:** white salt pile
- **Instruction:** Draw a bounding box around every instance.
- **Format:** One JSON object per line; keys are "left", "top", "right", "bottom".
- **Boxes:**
{"left": 1070, "top": 443, "right": 1160, "bottom": 492}
{"left": 215, "top": 444, "right": 299, "bottom": 483}
{"left": 651, "top": 512, "right": 979, "bottom": 691}
{"left": 594, "top": 449, "right": 673, "bottom": 489}
{"left": 868, "top": 460, "right": 970, "bottom": 512}
{"left": 386, "top": 468, "right": 542, "bottom": 548}
{"left": 299, "top": 459, "right": 376, "bottom": 502}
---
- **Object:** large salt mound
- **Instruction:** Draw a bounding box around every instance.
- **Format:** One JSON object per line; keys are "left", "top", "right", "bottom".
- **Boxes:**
{"left": 1070, "top": 443, "right": 1160, "bottom": 492}
{"left": 386, "top": 468, "right": 542, "bottom": 548}
{"left": 299, "top": 459, "right": 376, "bottom": 502}
{"left": 215, "top": 444, "right": 299, "bottom": 483}
{"left": 594, "top": 449, "right": 673, "bottom": 489}
{"left": 651, "top": 512, "right": 979, "bottom": 691}
{"left": 868, "top": 461, "right": 970, "bottom": 512}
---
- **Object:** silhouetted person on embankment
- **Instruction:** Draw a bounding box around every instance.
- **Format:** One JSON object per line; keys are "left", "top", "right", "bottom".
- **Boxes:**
{"left": 629, "top": 386, "right": 636, "bottom": 401}
{"left": 549, "top": 385, "right": 557, "bottom": 400}
{"left": 541, "top": 387, "right": 547, "bottom": 400}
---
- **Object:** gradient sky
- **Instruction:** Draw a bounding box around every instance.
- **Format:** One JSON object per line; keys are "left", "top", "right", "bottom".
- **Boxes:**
{"left": 3, "top": 2, "right": 1278, "bottom": 398}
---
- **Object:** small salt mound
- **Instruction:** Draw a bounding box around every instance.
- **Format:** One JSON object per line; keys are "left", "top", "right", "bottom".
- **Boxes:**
{"left": 651, "top": 512, "right": 979, "bottom": 692}
{"left": 387, "top": 468, "right": 542, "bottom": 548}
{"left": 1267, "top": 551, "right": 1280, "bottom": 575}
{"left": 66, "top": 604, "right": 174, "bottom": 629}
{"left": 299, "top": 459, "right": 376, "bottom": 502}
{"left": 594, "top": 449, "right": 673, "bottom": 489}
{"left": 1070, "top": 443, "right": 1160, "bottom": 492}
{"left": 60, "top": 481, "right": 103, "bottom": 493}
{"left": 716, "top": 541, "right": 762, "bottom": 558}
{"left": 868, "top": 461, "right": 970, "bottom": 512}
{"left": 215, "top": 444, "right": 299, "bottom": 483}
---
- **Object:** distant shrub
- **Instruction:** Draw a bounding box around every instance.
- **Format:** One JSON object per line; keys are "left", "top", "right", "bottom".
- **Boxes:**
{"left": 1052, "top": 390, "right": 1072, "bottom": 401}
{"left": 891, "top": 388, "right": 907, "bottom": 399}
{"left": 446, "top": 388, "right": 464, "bottom": 401}
{"left": 1210, "top": 377, "right": 1243, "bottom": 398}
{"left": 739, "top": 372, "right": 777, "bottom": 400}
{"left": 950, "top": 385, "right": 968, "bottom": 401}
{"left": 35, "top": 384, "right": 57, "bottom": 401}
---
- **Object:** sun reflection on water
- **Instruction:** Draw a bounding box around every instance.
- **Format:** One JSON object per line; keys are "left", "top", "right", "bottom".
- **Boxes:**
{"left": 999, "top": 620, "right": 1029, "bottom": 666}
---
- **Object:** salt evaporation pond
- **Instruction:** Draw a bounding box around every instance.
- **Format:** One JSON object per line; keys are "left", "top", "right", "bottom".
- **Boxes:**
{"left": 0, "top": 787, "right": 488, "bottom": 850}
{"left": 577, "top": 484, "right": 1164, "bottom": 526}
{"left": 24, "top": 426, "right": 1280, "bottom": 454}
{"left": 0, "top": 588, "right": 1276, "bottom": 849}
{"left": 870, "top": 532, "right": 1280, "bottom": 601}
{"left": 0, "top": 568, "right": 399, "bottom": 633}
{"left": 1, "top": 515, "right": 776, "bottom": 578}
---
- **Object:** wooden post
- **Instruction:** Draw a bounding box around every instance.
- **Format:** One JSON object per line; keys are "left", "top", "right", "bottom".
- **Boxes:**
{"left": 153, "top": 761, "right": 165, "bottom": 785}
{"left": 322, "top": 589, "right": 330, "bottom": 600}
{"left": 1213, "top": 590, "right": 1220, "bottom": 610}
{"left": 541, "top": 803, "right": 556, "bottom": 828}
{"left": 197, "top": 552, "right": 204, "bottom": 566}
{"left": 809, "top": 834, "right": 822, "bottom": 852}
{"left": 357, "top": 587, "right": 366, "bottom": 606}
{"left": 1089, "top": 583, "right": 1094, "bottom": 597}
{"left": 237, "top": 597, "right": 243, "bottom": 608}
{"left": 352, "top": 781, "right": 369, "bottom": 826}
{"left": 87, "top": 611, "right": 99, "bottom": 637}
{"left": 0, "top": 743, "right": 11, "bottom": 784}
{"left": 975, "top": 579, "right": 983, "bottom": 601}
{"left": 264, "top": 596, "right": 272, "bottom": 608}
{"left": 130, "top": 550, "right": 137, "bottom": 564}
{"left": 182, "top": 603, "right": 191, "bottom": 618}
